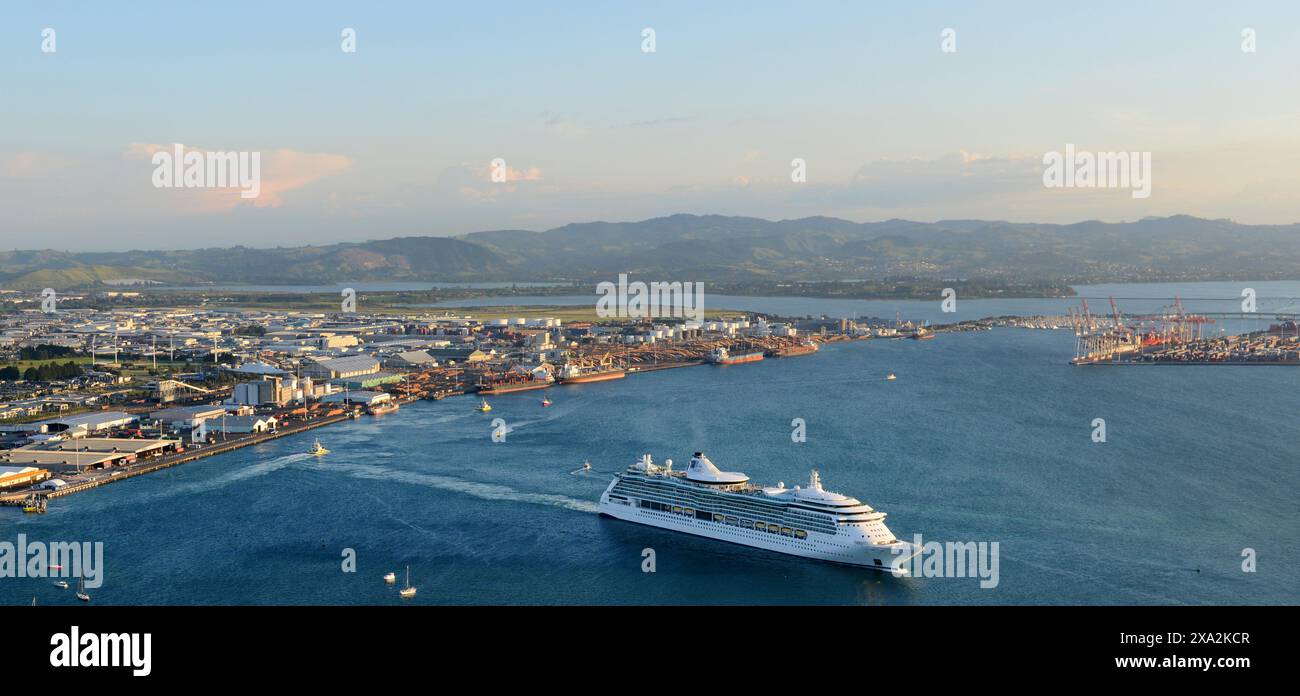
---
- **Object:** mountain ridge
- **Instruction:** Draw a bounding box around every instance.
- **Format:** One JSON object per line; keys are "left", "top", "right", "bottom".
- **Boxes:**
{"left": 3, "top": 214, "right": 1298, "bottom": 289}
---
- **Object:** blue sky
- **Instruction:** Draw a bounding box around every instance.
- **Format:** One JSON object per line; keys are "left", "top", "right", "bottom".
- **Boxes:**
{"left": 3, "top": 1, "right": 1299, "bottom": 250}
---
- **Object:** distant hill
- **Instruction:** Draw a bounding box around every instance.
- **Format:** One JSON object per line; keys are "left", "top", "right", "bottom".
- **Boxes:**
{"left": 3, "top": 214, "right": 1299, "bottom": 289}
{"left": 457, "top": 214, "right": 1300, "bottom": 282}
{"left": 0, "top": 236, "right": 509, "bottom": 289}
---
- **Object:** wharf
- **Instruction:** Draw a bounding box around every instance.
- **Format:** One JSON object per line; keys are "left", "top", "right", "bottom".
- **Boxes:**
{"left": 627, "top": 361, "right": 703, "bottom": 373}
{"left": 0, "top": 410, "right": 355, "bottom": 506}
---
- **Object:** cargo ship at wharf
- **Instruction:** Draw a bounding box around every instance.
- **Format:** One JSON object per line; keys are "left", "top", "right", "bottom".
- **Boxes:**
{"left": 706, "top": 344, "right": 765, "bottom": 365}
{"left": 475, "top": 370, "right": 555, "bottom": 394}
{"left": 766, "top": 339, "right": 819, "bottom": 358}
{"left": 558, "top": 356, "right": 627, "bottom": 384}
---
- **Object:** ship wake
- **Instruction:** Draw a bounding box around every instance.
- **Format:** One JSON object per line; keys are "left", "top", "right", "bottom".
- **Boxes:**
{"left": 337, "top": 462, "right": 599, "bottom": 513}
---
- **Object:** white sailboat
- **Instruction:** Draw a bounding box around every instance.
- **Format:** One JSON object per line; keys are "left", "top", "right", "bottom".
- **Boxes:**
{"left": 75, "top": 576, "right": 90, "bottom": 602}
{"left": 399, "top": 565, "right": 417, "bottom": 598}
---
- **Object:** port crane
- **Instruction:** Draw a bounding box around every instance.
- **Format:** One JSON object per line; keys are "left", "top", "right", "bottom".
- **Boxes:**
{"left": 1071, "top": 296, "right": 1213, "bottom": 364}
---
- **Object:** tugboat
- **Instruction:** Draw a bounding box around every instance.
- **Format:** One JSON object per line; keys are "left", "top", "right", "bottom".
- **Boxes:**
{"left": 477, "top": 399, "right": 492, "bottom": 413}
{"left": 309, "top": 439, "right": 329, "bottom": 456}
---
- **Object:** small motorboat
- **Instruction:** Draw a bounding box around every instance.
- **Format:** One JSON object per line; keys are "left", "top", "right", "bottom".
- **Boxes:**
{"left": 53, "top": 581, "right": 69, "bottom": 589}
{"left": 541, "top": 397, "right": 552, "bottom": 407}
{"left": 309, "top": 439, "right": 329, "bottom": 456}
{"left": 886, "top": 373, "right": 897, "bottom": 381}
{"left": 477, "top": 399, "right": 492, "bottom": 413}
{"left": 383, "top": 571, "right": 396, "bottom": 584}
{"left": 581, "top": 460, "right": 591, "bottom": 471}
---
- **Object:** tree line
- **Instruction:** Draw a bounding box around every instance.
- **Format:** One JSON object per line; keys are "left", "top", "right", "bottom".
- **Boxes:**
{"left": 0, "top": 361, "right": 83, "bottom": 382}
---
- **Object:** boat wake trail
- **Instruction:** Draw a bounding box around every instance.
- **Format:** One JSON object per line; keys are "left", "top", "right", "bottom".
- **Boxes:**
{"left": 153, "top": 452, "right": 313, "bottom": 498}
{"left": 338, "top": 463, "right": 599, "bottom": 514}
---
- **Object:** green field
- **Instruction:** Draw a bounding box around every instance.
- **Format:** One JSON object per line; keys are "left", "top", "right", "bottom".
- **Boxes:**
{"left": 11, "top": 356, "right": 95, "bottom": 369}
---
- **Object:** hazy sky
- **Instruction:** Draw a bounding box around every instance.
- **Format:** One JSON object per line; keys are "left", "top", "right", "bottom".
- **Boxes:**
{"left": 3, "top": 1, "right": 1300, "bottom": 251}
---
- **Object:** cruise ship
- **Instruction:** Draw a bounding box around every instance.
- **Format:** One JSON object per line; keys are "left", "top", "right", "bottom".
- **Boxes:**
{"left": 599, "top": 453, "right": 920, "bottom": 572}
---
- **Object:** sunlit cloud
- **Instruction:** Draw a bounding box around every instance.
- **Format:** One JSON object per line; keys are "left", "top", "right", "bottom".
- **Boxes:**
{"left": 127, "top": 143, "right": 352, "bottom": 211}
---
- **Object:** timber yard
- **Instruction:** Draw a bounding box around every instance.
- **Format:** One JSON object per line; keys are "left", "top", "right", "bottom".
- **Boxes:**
{"left": 3, "top": 288, "right": 1297, "bottom": 513}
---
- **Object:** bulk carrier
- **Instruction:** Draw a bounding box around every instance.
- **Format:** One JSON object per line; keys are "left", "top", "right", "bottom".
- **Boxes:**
{"left": 766, "top": 340, "right": 819, "bottom": 358}
{"left": 558, "top": 353, "right": 626, "bottom": 384}
{"left": 476, "top": 370, "right": 555, "bottom": 394}
{"left": 558, "top": 363, "right": 626, "bottom": 384}
{"left": 707, "top": 345, "right": 765, "bottom": 365}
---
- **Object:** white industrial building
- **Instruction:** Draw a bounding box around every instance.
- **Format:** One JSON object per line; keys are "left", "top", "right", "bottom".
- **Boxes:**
{"left": 35, "top": 411, "right": 139, "bottom": 436}
{"left": 303, "top": 355, "right": 381, "bottom": 380}
{"left": 213, "top": 415, "right": 278, "bottom": 434}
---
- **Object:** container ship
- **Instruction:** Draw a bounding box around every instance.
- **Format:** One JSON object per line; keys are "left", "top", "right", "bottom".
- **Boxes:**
{"left": 558, "top": 362, "right": 626, "bottom": 384}
{"left": 476, "top": 371, "right": 555, "bottom": 394}
{"left": 599, "top": 453, "right": 920, "bottom": 572}
{"left": 767, "top": 340, "right": 819, "bottom": 358}
{"left": 707, "top": 346, "right": 765, "bottom": 365}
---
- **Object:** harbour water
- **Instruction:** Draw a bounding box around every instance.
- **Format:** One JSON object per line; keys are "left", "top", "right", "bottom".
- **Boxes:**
{"left": 427, "top": 280, "right": 1300, "bottom": 330}
{"left": 4, "top": 326, "right": 1296, "bottom": 605}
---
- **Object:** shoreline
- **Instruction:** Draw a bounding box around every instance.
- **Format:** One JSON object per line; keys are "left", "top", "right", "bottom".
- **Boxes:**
{"left": 0, "top": 408, "right": 364, "bottom": 507}
{"left": 4, "top": 348, "right": 812, "bottom": 506}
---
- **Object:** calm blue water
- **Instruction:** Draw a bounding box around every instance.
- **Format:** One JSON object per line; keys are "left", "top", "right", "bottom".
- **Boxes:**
{"left": 4, "top": 329, "right": 1296, "bottom": 605}
{"left": 426, "top": 280, "right": 1300, "bottom": 330}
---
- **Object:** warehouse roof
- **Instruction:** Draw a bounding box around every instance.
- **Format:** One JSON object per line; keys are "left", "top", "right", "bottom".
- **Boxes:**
{"left": 313, "top": 355, "right": 380, "bottom": 372}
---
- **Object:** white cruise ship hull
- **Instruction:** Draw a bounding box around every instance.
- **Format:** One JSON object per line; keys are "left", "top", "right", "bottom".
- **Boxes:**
{"left": 599, "top": 492, "right": 920, "bottom": 573}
